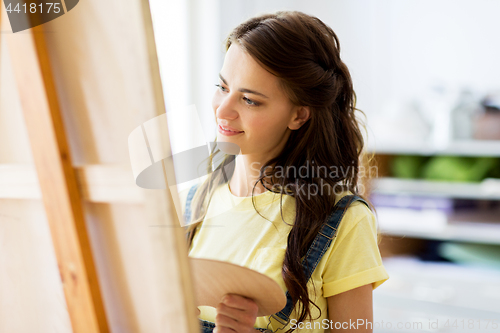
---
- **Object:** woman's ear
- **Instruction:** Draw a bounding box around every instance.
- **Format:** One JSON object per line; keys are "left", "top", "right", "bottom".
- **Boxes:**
{"left": 288, "top": 106, "right": 311, "bottom": 130}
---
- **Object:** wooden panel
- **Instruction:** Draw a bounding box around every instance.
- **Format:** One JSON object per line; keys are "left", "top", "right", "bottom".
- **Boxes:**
{"left": 0, "top": 10, "right": 33, "bottom": 164}
{"left": 1, "top": 0, "right": 199, "bottom": 331}
{"left": 40, "top": 0, "right": 198, "bottom": 332}
{"left": 5, "top": 16, "right": 109, "bottom": 333}
{"left": 0, "top": 164, "right": 143, "bottom": 202}
{"left": 1, "top": 8, "right": 72, "bottom": 333}
{"left": 0, "top": 199, "right": 73, "bottom": 332}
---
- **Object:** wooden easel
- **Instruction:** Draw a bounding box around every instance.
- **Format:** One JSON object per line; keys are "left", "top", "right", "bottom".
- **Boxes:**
{"left": 0, "top": 2, "right": 198, "bottom": 332}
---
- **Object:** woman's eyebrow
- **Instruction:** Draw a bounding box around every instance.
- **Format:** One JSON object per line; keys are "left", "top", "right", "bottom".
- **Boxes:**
{"left": 219, "top": 73, "right": 269, "bottom": 99}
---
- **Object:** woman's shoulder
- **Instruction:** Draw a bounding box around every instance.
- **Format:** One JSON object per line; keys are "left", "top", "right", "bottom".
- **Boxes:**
{"left": 332, "top": 191, "right": 376, "bottom": 242}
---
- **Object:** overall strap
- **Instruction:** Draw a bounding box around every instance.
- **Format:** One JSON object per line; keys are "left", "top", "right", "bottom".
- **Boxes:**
{"left": 184, "top": 183, "right": 200, "bottom": 234}
{"left": 268, "top": 195, "right": 370, "bottom": 331}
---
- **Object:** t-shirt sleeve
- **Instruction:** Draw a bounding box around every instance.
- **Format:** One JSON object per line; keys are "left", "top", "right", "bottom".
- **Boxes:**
{"left": 321, "top": 205, "right": 389, "bottom": 298}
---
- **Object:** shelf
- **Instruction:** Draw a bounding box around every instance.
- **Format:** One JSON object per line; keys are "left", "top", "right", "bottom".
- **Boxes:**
{"left": 367, "top": 139, "right": 500, "bottom": 157}
{"left": 372, "top": 177, "right": 500, "bottom": 200}
{"left": 374, "top": 256, "right": 500, "bottom": 328}
{"left": 371, "top": 177, "right": 500, "bottom": 243}
{"left": 379, "top": 220, "right": 500, "bottom": 245}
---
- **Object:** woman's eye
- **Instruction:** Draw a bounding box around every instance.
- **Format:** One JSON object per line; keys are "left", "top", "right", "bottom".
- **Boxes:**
{"left": 214, "top": 84, "right": 228, "bottom": 92}
{"left": 214, "top": 84, "right": 259, "bottom": 106}
{"left": 243, "top": 97, "right": 259, "bottom": 106}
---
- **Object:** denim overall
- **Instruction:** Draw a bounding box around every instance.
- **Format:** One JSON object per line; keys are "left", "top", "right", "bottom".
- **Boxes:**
{"left": 184, "top": 184, "right": 369, "bottom": 333}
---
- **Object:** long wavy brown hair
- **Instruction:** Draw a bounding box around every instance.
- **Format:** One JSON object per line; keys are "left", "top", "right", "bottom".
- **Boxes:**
{"left": 185, "top": 11, "right": 373, "bottom": 332}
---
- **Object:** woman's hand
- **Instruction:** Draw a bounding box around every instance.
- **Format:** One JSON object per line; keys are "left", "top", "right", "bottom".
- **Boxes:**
{"left": 214, "top": 293, "right": 260, "bottom": 333}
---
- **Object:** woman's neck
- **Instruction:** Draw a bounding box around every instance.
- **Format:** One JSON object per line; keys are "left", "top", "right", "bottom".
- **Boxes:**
{"left": 229, "top": 154, "right": 269, "bottom": 197}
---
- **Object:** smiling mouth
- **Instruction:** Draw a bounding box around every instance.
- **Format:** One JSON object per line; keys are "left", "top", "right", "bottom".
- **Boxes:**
{"left": 218, "top": 124, "right": 244, "bottom": 133}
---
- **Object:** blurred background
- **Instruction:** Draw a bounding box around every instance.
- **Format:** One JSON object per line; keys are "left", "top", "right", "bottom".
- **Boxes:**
{"left": 149, "top": 0, "right": 500, "bottom": 332}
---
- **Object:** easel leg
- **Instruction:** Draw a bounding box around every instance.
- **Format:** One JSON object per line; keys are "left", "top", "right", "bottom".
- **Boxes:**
{"left": 3, "top": 10, "right": 110, "bottom": 333}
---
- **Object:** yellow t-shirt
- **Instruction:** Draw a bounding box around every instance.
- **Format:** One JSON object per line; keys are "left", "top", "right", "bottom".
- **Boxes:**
{"left": 180, "top": 181, "right": 389, "bottom": 332}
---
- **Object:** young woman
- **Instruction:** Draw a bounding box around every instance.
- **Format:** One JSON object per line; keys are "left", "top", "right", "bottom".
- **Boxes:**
{"left": 182, "top": 11, "right": 389, "bottom": 333}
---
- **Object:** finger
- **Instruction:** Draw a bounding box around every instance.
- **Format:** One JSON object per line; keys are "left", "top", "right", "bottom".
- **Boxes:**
{"left": 196, "top": 307, "right": 200, "bottom": 316}
{"left": 216, "top": 302, "right": 254, "bottom": 327}
{"left": 214, "top": 312, "right": 242, "bottom": 332}
{"left": 222, "top": 294, "right": 259, "bottom": 314}
{"left": 214, "top": 325, "right": 237, "bottom": 333}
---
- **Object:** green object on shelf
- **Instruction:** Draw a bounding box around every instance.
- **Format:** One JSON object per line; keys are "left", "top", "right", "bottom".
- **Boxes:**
{"left": 391, "top": 155, "right": 427, "bottom": 179}
{"left": 438, "top": 242, "right": 500, "bottom": 270}
{"left": 421, "top": 156, "right": 499, "bottom": 182}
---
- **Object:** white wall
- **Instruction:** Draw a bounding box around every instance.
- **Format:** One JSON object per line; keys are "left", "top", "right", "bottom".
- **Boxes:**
{"left": 151, "top": 0, "right": 500, "bottom": 153}
{"left": 217, "top": 0, "right": 500, "bottom": 123}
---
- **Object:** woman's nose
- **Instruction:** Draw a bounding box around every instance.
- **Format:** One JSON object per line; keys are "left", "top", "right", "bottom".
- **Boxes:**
{"left": 215, "top": 94, "right": 239, "bottom": 120}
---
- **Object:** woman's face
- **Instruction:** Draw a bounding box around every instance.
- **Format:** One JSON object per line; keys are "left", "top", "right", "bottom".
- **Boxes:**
{"left": 212, "top": 43, "right": 307, "bottom": 162}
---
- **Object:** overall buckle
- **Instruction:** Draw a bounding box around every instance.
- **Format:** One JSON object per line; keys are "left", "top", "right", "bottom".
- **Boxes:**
{"left": 265, "top": 313, "right": 291, "bottom": 332}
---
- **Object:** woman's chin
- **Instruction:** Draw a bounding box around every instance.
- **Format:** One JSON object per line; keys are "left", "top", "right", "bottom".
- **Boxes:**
{"left": 216, "top": 134, "right": 228, "bottom": 142}
{"left": 217, "top": 134, "right": 241, "bottom": 142}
